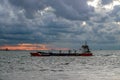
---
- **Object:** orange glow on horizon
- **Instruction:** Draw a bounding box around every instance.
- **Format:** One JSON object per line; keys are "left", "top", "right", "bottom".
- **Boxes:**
{"left": 0, "top": 43, "right": 49, "bottom": 50}
{"left": 0, "top": 43, "right": 69, "bottom": 51}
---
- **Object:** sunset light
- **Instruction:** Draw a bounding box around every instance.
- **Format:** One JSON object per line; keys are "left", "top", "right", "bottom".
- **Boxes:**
{"left": 0, "top": 43, "right": 49, "bottom": 51}
{"left": 1, "top": 0, "right": 120, "bottom": 80}
{"left": 0, "top": 43, "right": 69, "bottom": 51}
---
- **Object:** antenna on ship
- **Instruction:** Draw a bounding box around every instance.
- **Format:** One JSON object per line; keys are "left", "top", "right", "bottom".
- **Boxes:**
{"left": 81, "top": 41, "right": 90, "bottom": 53}
{"left": 85, "top": 41, "right": 87, "bottom": 45}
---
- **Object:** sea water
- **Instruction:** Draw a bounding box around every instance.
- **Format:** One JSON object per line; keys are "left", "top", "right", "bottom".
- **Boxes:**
{"left": 0, "top": 50, "right": 120, "bottom": 80}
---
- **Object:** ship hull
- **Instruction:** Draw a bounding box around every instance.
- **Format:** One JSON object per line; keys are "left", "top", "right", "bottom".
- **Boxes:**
{"left": 30, "top": 52, "right": 93, "bottom": 57}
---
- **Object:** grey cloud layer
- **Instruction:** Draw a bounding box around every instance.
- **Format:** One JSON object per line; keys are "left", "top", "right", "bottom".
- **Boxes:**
{"left": 0, "top": 0, "right": 120, "bottom": 49}
{"left": 9, "top": 0, "right": 94, "bottom": 20}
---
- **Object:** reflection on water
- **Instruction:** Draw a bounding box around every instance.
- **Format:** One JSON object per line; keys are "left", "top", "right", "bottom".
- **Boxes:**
{"left": 0, "top": 50, "right": 120, "bottom": 80}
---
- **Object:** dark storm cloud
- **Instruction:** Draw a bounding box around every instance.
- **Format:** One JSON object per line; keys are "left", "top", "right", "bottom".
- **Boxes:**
{"left": 0, "top": 0, "right": 120, "bottom": 49}
{"left": 0, "top": 24, "right": 34, "bottom": 45}
{"left": 9, "top": 0, "right": 45, "bottom": 10}
{"left": 9, "top": 0, "right": 94, "bottom": 20}
{"left": 47, "top": 0, "right": 94, "bottom": 20}
{"left": 9, "top": 0, "right": 46, "bottom": 18}
{"left": 0, "top": 24, "right": 31, "bottom": 34}
{"left": 32, "top": 19, "right": 74, "bottom": 44}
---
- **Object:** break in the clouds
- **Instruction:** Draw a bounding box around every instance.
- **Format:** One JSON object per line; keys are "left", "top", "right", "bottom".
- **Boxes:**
{"left": 0, "top": 0, "right": 120, "bottom": 50}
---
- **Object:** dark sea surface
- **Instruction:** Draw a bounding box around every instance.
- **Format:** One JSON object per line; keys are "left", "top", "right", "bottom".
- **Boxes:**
{"left": 0, "top": 50, "right": 120, "bottom": 80}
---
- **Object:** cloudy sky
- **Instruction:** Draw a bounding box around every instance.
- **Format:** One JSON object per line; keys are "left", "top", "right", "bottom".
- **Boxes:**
{"left": 0, "top": 0, "right": 120, "bottom": 50}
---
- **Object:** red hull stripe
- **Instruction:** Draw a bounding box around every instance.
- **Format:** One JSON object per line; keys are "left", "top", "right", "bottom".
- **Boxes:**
{"left": 30, "top": 53, "right": 93, "bottom": 56}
